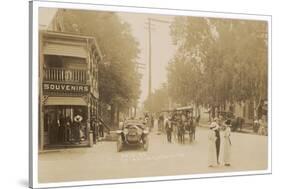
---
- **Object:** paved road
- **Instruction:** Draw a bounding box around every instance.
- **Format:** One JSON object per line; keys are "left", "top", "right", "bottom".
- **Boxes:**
{"left": 38, "top": 127, "right": 268, "bottom": 183}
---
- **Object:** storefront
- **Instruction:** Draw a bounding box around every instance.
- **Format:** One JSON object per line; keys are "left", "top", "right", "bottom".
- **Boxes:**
{"left": 43, "top": 98, "right": 88, "bottom": 146}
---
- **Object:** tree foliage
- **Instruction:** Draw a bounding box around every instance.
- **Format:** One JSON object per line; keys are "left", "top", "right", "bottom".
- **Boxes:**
{"left": 59, "top": 9, "right": 141, "bottom": 118}
{"left": 168, "top": 17, "right": 267, "bottom": 108}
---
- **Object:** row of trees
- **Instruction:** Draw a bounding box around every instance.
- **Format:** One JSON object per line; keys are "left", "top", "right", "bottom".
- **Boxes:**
{"left": 59, "top": 9, "right": 141, "bottom": 126}
{"left": 166, "top": 16, "right": 267, "bottom": 116}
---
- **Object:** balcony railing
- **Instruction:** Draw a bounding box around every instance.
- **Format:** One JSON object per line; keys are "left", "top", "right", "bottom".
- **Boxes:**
{"left": 44, "top": 67, "right": 87, "bottom": 84}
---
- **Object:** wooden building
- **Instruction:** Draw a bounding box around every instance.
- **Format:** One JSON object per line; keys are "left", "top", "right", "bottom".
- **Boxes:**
{"left": 39, "top": 31, "right": 102, "bottom": 150}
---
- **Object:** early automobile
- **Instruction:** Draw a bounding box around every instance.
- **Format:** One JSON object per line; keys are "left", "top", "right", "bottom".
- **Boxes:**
{"left": 116, "top": 119, "right": 149, "bottom": 152}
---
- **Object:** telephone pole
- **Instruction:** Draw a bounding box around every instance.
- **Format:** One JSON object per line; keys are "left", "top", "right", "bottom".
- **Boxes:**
{"left": 146, "top": 17, "right": 171, "bottom": 112}
{"left": 148, "top": 18, "right": 152, "bottom": 98}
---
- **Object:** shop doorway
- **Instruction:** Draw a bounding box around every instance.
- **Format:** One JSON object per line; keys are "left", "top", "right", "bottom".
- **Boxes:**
{"left": 44, "top": 106, "right": 88, "bottom": 146}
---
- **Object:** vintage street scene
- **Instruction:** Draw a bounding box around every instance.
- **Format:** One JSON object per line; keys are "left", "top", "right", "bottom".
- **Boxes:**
{"left": 38, "top": 8, "right": 268, "bottom": 183}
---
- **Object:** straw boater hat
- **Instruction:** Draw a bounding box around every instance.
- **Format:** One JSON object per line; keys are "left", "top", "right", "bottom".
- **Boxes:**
{"left": 214, "top": 117, "right": 219, "bottom": 122}
{"left": 209, "top": 122, "right": 219, "bottom": 130}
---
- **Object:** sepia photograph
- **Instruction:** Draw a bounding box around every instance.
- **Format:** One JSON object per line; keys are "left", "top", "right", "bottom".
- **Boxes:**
{"left": 30, "top": 1, "right": 271, "bottom": 188}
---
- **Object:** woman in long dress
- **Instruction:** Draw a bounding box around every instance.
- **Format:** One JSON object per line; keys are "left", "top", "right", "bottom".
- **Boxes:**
{"left": 223, "top": 120, "right": 232, "bottom": 166}
{"left": 208, "top": 122, "right": 219, "bottom": 167}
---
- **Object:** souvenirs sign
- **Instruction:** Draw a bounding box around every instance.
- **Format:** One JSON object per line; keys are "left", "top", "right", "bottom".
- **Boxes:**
{"left": 43, "top": 82, "right": 90, "bottom": 93}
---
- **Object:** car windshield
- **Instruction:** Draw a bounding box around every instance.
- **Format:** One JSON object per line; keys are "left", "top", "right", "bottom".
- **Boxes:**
{"left": 124, "top": 124, "right": 144, "bottom": 129}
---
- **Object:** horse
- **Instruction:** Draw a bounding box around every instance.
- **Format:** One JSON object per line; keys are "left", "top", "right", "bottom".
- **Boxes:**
{"left": 185, "top": 119, "right": 195, "bottom": 143}
{"left": 177, "top": 122, "right": 185, "bottom": 144}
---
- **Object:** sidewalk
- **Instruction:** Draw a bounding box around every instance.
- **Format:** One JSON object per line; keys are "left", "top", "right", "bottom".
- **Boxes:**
{"left": 39, "top": 141, "right": 90, "bottom": 154}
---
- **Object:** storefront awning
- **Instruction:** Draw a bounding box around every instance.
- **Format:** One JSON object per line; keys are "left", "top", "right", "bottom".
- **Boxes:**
{"left": 45, "top": 97, "right": 87, "bottom": 106}
{"left": 43, "top": 43, "right": 88, "bottom": 58}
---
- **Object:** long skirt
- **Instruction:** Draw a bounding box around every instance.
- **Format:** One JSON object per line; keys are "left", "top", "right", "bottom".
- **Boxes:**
{"left": 223, "top": 138, "right": 231, "bottom": 164}
{"left": 208, "top": 141, "right": 217, "bottom": 166}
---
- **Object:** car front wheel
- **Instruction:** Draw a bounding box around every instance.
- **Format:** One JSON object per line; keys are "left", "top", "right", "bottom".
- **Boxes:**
{"left": 143, "top": 136, "right": 149, "bottom": 151}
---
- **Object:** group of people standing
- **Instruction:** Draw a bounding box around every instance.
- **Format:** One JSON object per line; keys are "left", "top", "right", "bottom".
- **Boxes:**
{"left": 48, "top": 113, "right": 86, "bottom": 145}
{"left": 208, "top": 117, "right": 232, "bottom": 167}
{"left": 47, "top": 110, "right": 105, "bottom": 145}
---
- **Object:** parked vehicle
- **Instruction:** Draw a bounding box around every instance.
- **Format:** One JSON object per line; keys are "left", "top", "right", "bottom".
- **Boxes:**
{"left": 218, "top": 111, "right": 244, "bottom": 132}
{"left": 116, "top": 119, "right": 149, "bottom": 152}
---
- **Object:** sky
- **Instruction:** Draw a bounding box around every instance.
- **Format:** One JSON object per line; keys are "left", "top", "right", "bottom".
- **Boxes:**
{"left": 117, "top": 12, "right": 177, "bottom": 105}
{"left": 39, "top": 8, "right": 177, "bottom": 106}
{"left": 39, "top": 8, "right": 57, "bottom": 30}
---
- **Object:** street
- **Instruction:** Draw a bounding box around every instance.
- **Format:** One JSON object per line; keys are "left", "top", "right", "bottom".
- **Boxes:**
{"left": 38, "top": 127, "right": 268, "bottom": 183}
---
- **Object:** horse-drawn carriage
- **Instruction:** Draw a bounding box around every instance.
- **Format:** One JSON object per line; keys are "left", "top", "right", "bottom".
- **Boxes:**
{"left": 174, "top": 106, "right": 196, "bottom": 143}
{"left": 161, "top": 106, "right": 197, "bottom": 144}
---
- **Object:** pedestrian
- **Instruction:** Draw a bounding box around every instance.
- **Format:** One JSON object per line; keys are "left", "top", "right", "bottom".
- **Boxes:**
{"left": 165, "top": 117, "right": 173, "bottom": 143}
{"left": 258, "top": 118, "right": 266, "bottom": 135}
{"left": 98, "top": 121, "right": 104, "bottom": 138}
{"left": 253, "top": 118, "right": 259, "bottom": 133}
{"left": 195, "top": 114, "right": 201, "bottom": 125}
{"left": 159, "top": 114, "right": 164, "bottom": 133}
{"left": 157, "top": 116, "right": 161, "bottom": 133}
{"left": 58, "top": 115, "right": 65, "bottom": 143}
{"left": 177, "top": 117, "right": 185, "bottom": 144}
{"left": 223, "top": 119, "right": 232, "bottom": 166}
{"left": 214, "top": 118, "right": 221, "bottom": 164}
{"left": 73, "top": 113, "right": 83, "bottom": 143}
{"left": 91, "top": 118, "right": 97, "bottom": 144}
{"left": 50, "top": 118, "right": 58, "bottom": 144}
{"left": 151, "top": 115, "right": 154, "bottom": 129}
{"left": 144, "top": 114, "right": 149, "bottom": 127}
{"left": 171, "top": 113, "right": 178, "bottom": 142}
{"left": 208, "top": 120, "right": 219, "bottom": 167}
{"left": 65, "top": 116, "right": 71, "bottom": 143}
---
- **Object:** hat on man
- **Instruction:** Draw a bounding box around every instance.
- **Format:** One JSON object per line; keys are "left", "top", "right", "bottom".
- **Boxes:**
{"left": 214, "top": 117, "right": 219, "bottom": 122}
{"left": 209, "top": 122, "right": 219, "bottom": 130}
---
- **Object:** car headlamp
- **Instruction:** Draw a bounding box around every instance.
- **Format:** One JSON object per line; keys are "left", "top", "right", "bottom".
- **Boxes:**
{"left": 124, "top": 128, "right": 129, "bottom": 134}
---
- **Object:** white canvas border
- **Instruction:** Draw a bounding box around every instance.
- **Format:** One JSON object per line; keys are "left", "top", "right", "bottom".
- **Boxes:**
{"left": 29, "top": 0, "right": 272, "bottom": 188}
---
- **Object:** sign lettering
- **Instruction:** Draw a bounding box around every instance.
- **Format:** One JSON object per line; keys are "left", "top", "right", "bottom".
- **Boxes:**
{"left": 43, "top": 83, "right": 90, "bottom": 93}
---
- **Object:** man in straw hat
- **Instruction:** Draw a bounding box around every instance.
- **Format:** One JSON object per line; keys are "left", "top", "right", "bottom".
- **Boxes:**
{"left": 208, "top": 118, "right": 220, "bottom": 167}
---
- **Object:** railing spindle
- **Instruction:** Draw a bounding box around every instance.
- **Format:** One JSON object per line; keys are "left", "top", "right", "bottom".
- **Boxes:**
{"left": 43, "top": 68, "right": 86, "bottom": 83}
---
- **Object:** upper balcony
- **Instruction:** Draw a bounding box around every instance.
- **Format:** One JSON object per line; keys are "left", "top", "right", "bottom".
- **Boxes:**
{"left": 43, "top": 67, "right": 87, "bottom": 84}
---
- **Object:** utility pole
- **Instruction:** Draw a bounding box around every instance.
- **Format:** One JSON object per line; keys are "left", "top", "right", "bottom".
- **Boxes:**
{"left": 146, "top": 17, "right": 171, "bottom": 112}
{"left": 148, "top": 18, "right": 152, "bottom": 98}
